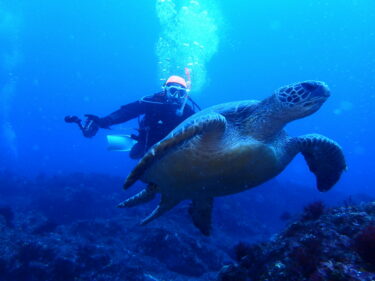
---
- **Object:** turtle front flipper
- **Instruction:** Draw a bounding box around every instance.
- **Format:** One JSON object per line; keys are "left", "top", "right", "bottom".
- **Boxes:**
{"left": 124, "top": 112, "right": 227, "bottom": 189}
{"left": 188, "top": 197, "right": 214, "bottom": 236}
{"left": 297, "top": 134, "right": 347, "bottom": 191}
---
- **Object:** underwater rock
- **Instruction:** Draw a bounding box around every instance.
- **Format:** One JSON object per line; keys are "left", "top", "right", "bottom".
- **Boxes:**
{"left": 217, "top": 201, "right": 375, "bottom": 281}
{"left": 218, "top": 264, "right": 249, "bottom": 281}
{"left": 134, "top": 227, "right": 224, "bottom": 277}
{"left": 301, "top": 200, "right": 325, "bottom": 221}
{"left": 0, "top": 205, "right": 14, "bottom": 227}
{"left": 0, "top": 206, "right": 228, "bottom": 281}
{"left": 353, "top": 225, "right": 375, "bottom": 269}
{"left": 3, "top": 171, "right": 373, "bottom": 280}
{"left": 0, "top": 172, "right": 236, "bottom": 280}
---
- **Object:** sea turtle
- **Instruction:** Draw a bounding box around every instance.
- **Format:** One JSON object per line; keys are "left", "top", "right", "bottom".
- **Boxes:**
{"left": 118, "top": 81, "right": 346, "bottom": 235}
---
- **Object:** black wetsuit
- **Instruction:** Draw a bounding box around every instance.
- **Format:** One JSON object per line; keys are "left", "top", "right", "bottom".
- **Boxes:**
{"left": 98, "top": 92, "right": 198, "bottom": 159}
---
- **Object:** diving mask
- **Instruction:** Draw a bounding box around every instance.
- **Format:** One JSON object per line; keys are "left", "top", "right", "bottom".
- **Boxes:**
{"left": 165, "top": 84, "right": 187, "bottom": 99}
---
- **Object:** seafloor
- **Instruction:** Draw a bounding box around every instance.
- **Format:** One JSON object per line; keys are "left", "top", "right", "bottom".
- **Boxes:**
{"left": 0, "top": 171, "right": 374, "bottom": 281}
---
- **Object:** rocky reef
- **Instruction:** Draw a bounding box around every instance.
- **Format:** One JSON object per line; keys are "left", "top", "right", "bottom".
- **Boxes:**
{"left": 0, "top": 170, "right": 374, "bottom": 280}
{"left": 0, "top": 172, "right": 229, "bottom": 280}
{"left": 218, "top": 201, "right": 375, "bottom": 281}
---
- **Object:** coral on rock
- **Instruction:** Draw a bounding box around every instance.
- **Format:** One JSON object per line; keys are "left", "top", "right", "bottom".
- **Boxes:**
{"left": 353, "top": 225, "right": 375, "bottom": 269}
{"left": 218, "top": 201, "right": 375, "bottom": 281}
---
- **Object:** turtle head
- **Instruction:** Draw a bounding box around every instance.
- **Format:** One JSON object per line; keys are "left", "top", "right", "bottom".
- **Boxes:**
{"left": 274, "top": 81, "right": 330, "bottom": 120}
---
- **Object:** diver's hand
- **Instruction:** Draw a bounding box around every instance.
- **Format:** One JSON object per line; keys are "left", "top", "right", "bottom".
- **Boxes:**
{"left": 85, "top": 114, "right": 110, "bottom": 128}
{"left": 84, "top": 114, "right": 101, "bottom": 124}
{"left": 83, "top": 114, "right": 101, "bottom": 138}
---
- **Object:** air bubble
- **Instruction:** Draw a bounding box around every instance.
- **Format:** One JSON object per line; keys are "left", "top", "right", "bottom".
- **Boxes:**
{"left": 156, "top": 0, "right": 221, "bottom": 92}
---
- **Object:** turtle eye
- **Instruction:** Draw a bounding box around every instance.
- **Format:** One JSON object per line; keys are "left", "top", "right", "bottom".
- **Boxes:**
{"left": 301, "top": 82, "right": 319, "bottom": 91}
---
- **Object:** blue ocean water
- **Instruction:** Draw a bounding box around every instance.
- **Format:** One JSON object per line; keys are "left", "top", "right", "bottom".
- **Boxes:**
{"left": 1, "top": 0, "right": 373, "bottom": 190}
{"left": 0, "top": 0, "right": 375, "bottom": 279}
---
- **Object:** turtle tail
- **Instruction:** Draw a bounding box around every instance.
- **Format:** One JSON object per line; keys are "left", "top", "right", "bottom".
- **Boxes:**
{"left": 298, "top": 134, "right": 347, "bottom": 192}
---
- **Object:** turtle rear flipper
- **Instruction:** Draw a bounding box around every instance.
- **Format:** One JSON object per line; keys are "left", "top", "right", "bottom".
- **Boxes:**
{"left": 189, "top": 197, "right": 214, "bottom": 236}
{"left": 140, "top": 193, "right": 180, "bottom": 225}
{"left": 118, "top": 183, "right": 158, "bottom": 208}
{"left": 298, "top": 134, "right": 347, "bottom": 192}
{"left": 124, "top": 112, "right": 227, "bottom": 189}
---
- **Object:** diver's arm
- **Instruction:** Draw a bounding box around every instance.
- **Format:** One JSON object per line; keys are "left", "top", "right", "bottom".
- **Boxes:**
{"left": 97, "top": 100, "right": 147, "bottom": 128}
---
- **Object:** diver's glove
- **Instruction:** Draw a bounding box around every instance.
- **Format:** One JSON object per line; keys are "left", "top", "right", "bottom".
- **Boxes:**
{"left": 82, "top": 114, "right": 108, "bottom": 138}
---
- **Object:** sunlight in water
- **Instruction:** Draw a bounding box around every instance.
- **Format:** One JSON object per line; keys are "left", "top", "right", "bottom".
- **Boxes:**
{"left": 0, "top": 4, "right": 20, "bottom": 161}
{"left": 156, "top": 0, "right": 221, "bottom": 92}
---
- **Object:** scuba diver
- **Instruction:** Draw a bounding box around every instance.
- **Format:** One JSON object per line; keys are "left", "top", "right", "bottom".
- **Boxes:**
{"left": 65, "top": 75, "right": 200, "bottom": 159}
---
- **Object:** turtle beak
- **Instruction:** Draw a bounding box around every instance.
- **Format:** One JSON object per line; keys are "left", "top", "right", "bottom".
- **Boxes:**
{"left": 302, "top": 81, "right": 330, "bottom": 100}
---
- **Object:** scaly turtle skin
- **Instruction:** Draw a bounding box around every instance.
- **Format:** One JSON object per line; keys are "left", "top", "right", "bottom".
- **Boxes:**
{"left": 119, "top": 81, "right": 347, "bottom": 235}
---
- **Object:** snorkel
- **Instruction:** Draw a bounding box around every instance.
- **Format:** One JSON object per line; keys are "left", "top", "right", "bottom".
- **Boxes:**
{"left": 176, "top": 67, "right": 192, "bottom": 116}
